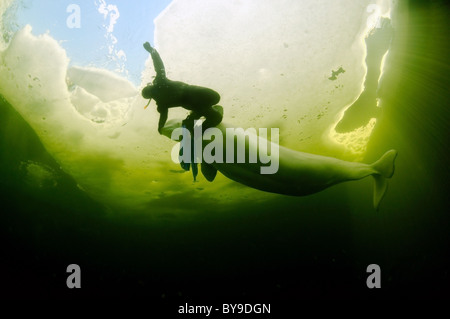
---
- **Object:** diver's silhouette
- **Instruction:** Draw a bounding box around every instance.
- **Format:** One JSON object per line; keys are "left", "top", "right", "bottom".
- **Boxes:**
{"left": 142, "top": 42, "right": 223, "bottom": 134}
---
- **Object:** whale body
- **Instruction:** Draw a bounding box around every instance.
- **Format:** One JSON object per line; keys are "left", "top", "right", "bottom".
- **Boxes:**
{"left": 161, "top": 119, "right": 397, "bottom": 210}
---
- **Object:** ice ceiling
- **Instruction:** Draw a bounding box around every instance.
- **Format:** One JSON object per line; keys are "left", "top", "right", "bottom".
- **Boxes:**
{"left": 0, "top": 0, "right": 392, "bottom": 212}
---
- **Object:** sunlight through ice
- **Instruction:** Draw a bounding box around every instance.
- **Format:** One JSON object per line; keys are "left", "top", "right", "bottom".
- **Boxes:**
{"left": 0, "top": 0, "right": 391, "bottom": 211}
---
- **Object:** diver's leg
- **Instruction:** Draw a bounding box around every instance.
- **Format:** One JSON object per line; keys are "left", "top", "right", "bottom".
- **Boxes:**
{"left": 180, "top": 111, "right": 201, "bottom": 179}
{"left": 199, "top": 105, "right": 222, "bottom": 182}
{"left": 182, "top": 111, "right": 201, "bottom": 133}
{"left": 184, "top": 85, "right": 220, "bottom": 107}
{"left": 202, "top": 105, "right": 223, "bottom": 130}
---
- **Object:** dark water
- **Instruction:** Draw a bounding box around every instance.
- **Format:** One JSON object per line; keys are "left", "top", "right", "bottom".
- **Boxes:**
{"left": 0, "top": 0, "right": 449, "bottom": 303}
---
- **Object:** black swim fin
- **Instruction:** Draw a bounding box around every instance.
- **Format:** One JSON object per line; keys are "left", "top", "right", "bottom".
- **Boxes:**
{"left": 179, "top": 124, "right": 190, "bottom": 171}
{"left": 201, "top": 163, "right": 217, "bottom": 182}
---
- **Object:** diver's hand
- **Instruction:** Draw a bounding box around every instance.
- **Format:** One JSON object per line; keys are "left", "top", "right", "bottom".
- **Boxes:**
{"left": 143, "top": 42, "right": 153, "bottom": 53}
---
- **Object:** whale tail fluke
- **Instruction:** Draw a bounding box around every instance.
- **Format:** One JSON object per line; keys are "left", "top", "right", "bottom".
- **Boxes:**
{"left": 371, "top": 149, "right": 398, "bottom": 210}
{"left": 373, "top": 149, "right": 397, "bottom": 178}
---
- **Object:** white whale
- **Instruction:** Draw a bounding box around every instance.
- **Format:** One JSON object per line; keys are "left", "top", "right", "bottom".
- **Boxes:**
{"left": 161, "top": 118, "right": 397, "bottom": 210}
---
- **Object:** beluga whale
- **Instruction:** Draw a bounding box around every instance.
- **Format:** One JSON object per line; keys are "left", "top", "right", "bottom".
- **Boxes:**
{"left": 161, "top": 119, "right": 397, "bottom": 211}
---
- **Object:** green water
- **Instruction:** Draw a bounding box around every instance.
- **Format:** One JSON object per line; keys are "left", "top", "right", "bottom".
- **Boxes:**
{"left": 0, "top": 0, "right": 449, "bottom": 301}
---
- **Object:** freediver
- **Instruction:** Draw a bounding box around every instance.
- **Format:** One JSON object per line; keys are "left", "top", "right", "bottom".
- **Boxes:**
{"left": 142, "top": 41, "right": 222, "bottom": 182}
{"left": 141, "top": 41, "right": 223, "bottom": 134}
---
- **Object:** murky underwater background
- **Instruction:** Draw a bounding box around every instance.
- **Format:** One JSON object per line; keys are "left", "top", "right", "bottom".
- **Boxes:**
{"left": 0, "top": 0, "right": 449, "bottom": 301}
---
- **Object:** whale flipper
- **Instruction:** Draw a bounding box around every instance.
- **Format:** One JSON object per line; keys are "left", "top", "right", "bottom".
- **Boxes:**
{"left": 371, "top": 149, "right": 398, "bottom": 210}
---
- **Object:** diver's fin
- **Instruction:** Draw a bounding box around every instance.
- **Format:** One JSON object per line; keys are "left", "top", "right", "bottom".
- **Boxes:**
{"left": 192, "top": 162, "right": 198, "bottom": 181}
{"left": 179, "top": 126, "right": 191, "bottom": 171}
{"left": 201, "top": 162, "right": 218, "bottom": 182}
{"left": 371, "top": 149, "right": 398, "bottom": 210}
{"left": 190, "top": 131, "right": 197, "bottom": 181}
{"left": 180, "top": 161, "right": 190, "bottom": 171}
{"left": 179, "top": 145, "right": 190, "bottom": 171}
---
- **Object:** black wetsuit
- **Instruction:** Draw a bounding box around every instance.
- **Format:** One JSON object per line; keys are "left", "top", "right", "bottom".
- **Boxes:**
{"left": 143, "top": 44, "right": 222, "bottom": 133}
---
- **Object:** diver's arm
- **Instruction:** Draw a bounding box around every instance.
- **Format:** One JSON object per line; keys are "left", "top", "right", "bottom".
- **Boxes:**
{"left": 157, "top": 107, "right": 168, "bottom": 134}
{"left": 143, "top": 42, "right": 166, "bottom": 79}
